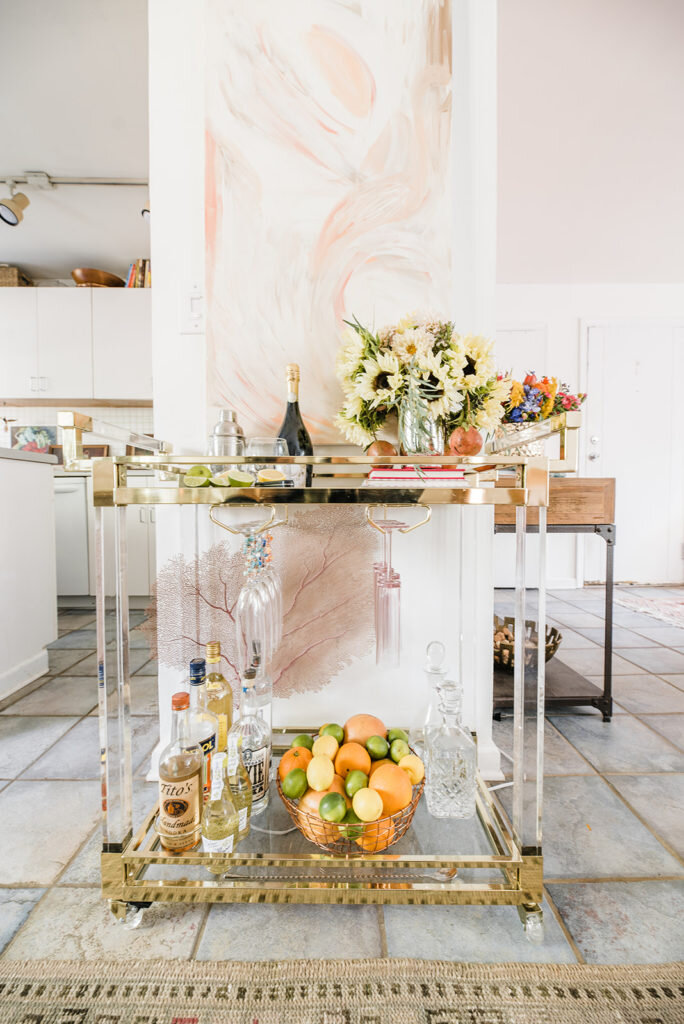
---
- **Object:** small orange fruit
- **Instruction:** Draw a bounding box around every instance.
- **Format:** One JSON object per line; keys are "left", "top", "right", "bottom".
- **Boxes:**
{"left": 355, "top": 818, "right": 396, "bottom": 853}
{"left": 334, "top": 742, "right": 372, "bottom": 779}
{"left": 278, "top": 746, "right": 313, "bottom": 782}
{"left": 369, "top": 762, "right": 413, "bottom": 816}
{"left": 343, "top": 714, "right": 387, "bottom": 746}
{"left": 368, "top": 758, "right": 393, "bottom": 777}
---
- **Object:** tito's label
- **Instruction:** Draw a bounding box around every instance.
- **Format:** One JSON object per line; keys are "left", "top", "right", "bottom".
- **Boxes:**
{"left": 200, "top": 734, "right": 217, "bottom": 803}
{"left": 158, "top": 773, "right": 200, "bottom": 849}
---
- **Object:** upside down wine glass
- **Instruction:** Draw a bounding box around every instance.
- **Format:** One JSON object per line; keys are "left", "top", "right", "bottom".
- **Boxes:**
{"left": 373, "top": 518, "right": 406, "bottom": 668}
{"left": 234, "top": 529, "right": 282, "bottom": 675}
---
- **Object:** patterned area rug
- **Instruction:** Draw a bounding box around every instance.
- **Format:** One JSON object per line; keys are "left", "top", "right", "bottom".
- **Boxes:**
{"left": 615, "top": 590, "right": 684, "bottom": 628}
{"left": 1, "top": 959, "right": 683, "bottom": 1024}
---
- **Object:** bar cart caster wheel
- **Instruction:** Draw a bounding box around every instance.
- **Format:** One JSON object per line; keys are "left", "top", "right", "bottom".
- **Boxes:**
{"left": 109, "top": 900, "right": 150, "bottom": 930}
{"left": 521, "top": 906, "right": 544, "bottom": 945}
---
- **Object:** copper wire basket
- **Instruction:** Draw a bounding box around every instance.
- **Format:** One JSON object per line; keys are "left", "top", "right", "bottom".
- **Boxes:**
{"left": 277, "top": 774, "right": 425, "bottom": 855}
{"left": 493, "top": 615, "right": 562, "bottom": 671}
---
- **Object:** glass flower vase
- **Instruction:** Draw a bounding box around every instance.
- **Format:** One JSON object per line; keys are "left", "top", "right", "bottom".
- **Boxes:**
{"left": 397, "top": 366, "right": 444, "bottom": 456}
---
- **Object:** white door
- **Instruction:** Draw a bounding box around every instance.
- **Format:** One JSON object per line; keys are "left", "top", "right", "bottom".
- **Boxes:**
{"left": 36, "top": 289, "right": 93, "bottom": 398}
{"left": 0, "top": 288, "right": 38, "bottom": 396}
{"left": 92, "top": 290, "right": 152, "bottom": 400}
{"left": 87, "top": 476, "right": 152, "bottom": 596}
{"left": 584, "top": 323, "right": 684, "bottom": 584}
{"left": 54, "top": 477, "right": 90, "bottom": 594}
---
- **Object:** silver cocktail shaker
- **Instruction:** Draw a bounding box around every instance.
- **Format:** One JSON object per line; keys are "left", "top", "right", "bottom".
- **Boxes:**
{"left": 210, "top": 410, "right": 245, "bottom": 472}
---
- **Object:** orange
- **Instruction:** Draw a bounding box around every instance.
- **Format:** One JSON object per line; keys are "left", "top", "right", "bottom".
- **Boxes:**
{"left": 368, "top": 758, "right": 393, "bottom": 777}
{"left": 355, "top": 818, "right": 396, "bottom": 853}
{"left": 278, "top": 746, "right": 313, "bottom": 782}
{"left": 369, "top": 762, "right": 413, "bottom": 816}
{"left": 344, "top": 713, "right": 387, "bottom": 746}
{"left": 334, "top": 742, "right": 371, "bottom": 780}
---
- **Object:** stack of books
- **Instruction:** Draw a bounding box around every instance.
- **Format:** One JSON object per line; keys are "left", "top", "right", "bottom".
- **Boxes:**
{"left": 364, "top": 465, "right": 466, "bottom": 487}
{"left": 124, "top": 259, "right": 151, "bottom": 288}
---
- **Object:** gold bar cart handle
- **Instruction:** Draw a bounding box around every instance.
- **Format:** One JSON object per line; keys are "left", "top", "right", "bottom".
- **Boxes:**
{"left": 209, "top": 503, "right": 288, "bottom": 535}
{"left": 365, "top": 503, "right": 432, "bottom": 534}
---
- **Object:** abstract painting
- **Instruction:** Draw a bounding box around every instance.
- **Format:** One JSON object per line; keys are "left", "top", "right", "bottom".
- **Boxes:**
{"left": 205, "top": 0, "right": 453, "bottom": 441}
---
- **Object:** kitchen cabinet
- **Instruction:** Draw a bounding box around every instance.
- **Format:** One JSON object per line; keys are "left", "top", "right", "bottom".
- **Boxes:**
{"left": 36, "top": 289, "right": 93, "bottom": 397}
{"left": 92, "top": 290, "right": 152, "bottom": 400}
{"left": 0, "top": 289, "right": 38, "bottom": 395}
{"left": 85, "top": 475, "right": 156, "bottom": 596}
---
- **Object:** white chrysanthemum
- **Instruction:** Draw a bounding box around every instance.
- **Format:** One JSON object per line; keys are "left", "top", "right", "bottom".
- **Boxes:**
{"left": 476, "top": 394, "right": 507, "bottom": 432}
{"left": 391, "top": 326, "right": 434, "bottom": 364}
{"left": 334, "top": 411, "right": 373, "bottom": 447}
{"left": 461, "top": 335, "right": 497, "bottom": 388}
{"left": 355, "top": 352, "right": 402, "bottom": 406}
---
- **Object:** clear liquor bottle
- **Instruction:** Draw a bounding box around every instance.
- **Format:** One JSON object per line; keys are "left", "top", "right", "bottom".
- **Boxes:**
{"left": 205, "top": 641, "right": 233, "bottom": 752}
{"left": 250, "top": 640, "right": 272, "bottom": 735}
{"left": 277, "top": 363, "right": 313, "bottom": 486}
{"left": 201, "top": 752, "right": 240, "bottom": 866}
{"left": 425, "top": 681, "right": 476, "bottom": 819}
{"left": 225, "top": 730, "right": 253, "bottom": 840}
{"left": 227, "top": 668, "right": 271, "bottom": 816}
{"left": 157, "top": 691, "right": 203, "bottom": 852}
{"left": 409, "top": 640, "right": 447, "bottom": 760}
{"left": 187, "top": 657, "right": 220, "bottom": 804}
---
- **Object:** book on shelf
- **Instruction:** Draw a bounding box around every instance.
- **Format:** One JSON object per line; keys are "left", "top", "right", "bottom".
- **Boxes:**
{"left": 126, "top": 258, "right": 151, "bottom": 287}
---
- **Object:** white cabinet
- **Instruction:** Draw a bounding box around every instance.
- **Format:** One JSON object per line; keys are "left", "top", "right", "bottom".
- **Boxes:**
{"left": 0, "top": 289, "right": 38, "bottom": 396}
{"left": 92, "top": 290, "right": 152, "bottom": 400}
{"left": 86, "top": 475, "right": 157, "bottom": 597}
{"left": 36, "top": 289, "right": 93, "bottom": 397}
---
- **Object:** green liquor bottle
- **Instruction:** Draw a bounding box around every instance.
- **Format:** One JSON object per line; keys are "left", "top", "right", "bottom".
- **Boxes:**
{"left": 201, "top": 753, "right": 240, "bottom": 865}
{"left": 225, "top": 731, "right": 253, "bottom": 840}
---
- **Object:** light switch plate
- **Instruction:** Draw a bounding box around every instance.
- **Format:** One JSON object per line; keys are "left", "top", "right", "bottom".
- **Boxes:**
{"left": 179, "top": 283, "right": 204, "bottom": 334}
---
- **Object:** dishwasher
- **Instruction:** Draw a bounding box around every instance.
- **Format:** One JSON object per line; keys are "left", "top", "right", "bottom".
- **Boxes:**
{"left": 54, "top": 476, "right": 90, "bottom": 595}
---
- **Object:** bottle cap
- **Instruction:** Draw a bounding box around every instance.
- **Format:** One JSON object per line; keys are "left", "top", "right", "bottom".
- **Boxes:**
{"left": 206, "top": 641, "right": 221, "bottom": 660}
{"left": 172, "top": 691, "right": 189, "bottom": 711}
{"left": 189, "top": 658, "right": 206, "bottom": 684}
{"left": 213, "top": 409, "right": 244, "bottom": 438}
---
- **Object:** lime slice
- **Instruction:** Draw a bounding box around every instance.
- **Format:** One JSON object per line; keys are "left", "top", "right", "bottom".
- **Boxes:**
{"left": 186, "top": 464, "right": 212, "bottom": 479}
{"left": 210, "top": 471, "right": 232, "bottom": 487}
{"left": 257, "top": 468, "right": 286, "bottom": 483}
{"left": 228, "top": 470, "right": 254, "bottom": 488}
{"left": 183, "top": 474, "right": 210, "bottom": 488}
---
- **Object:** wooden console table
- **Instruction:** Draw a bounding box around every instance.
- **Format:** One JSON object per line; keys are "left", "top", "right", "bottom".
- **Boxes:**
{"left": 494, "top": 478, "right": 615, "bottom": 722}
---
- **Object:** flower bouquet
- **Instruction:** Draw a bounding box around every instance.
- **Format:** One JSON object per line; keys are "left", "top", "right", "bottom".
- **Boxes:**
{"left": 335, "top": 314, "right": 510, "bottom": 455}
{"left": 494, "top": 372, "right": 586, "bottom": 455}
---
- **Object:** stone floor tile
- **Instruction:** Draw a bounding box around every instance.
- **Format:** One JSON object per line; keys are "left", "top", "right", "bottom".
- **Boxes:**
{"left": 0, "top": 889, "right": 45, "bottom": 954}
{"left": 499, "top": 775, "right": 682, "bottom": 880}
{"left": 609, "top": 675, "right": 684, "bottom": 715}
{"left": 48, "top": 649, "right": 92, "bottom": 675}
{"left": 23, "top": 716, "right": 158, "bottom": 779}
{"left": 196, "top": 903, "right": 382, "bottom": 961}
{"left": 555, "top": 648, "right": 643, "bottom": 677}
{"left": 0, "top": 717, "right": 79, "bottom": 777}
{"left": 0, "top": 781, "right": 9, "bottom": 793}
{"left": 67, "top": 648, "right": 151, "bottom": 677}
{"left": 558, "top": 600, "right": 607, "bottom": 616}
{"left": 129, "top": 676, "right": 158, "bottom": 715}
{"left": 1, "top": 676, "right": 98, "bottom": 717}
{"left": 636, "top": 714, "right": 684, "bottom": 751}
{"left": 632, "top": 625, "right": 684, "bottom": 646}
{"left": 574, "top": 626, "right": 657, "bottom": 648}
{"left": 492, "top": 718, "right": 595, "bottom": 776}
{"left": 0, "top": 781, "right": 100, "bottom": 885}
{"left": 607, "top": 774, "right": 684, "bottom": 858}
{"left": 549, "top": 713, "right": 684, "bottom": 773}
{"left": 2, "top": 887, "right": 204, "bottom": 960}
{"left": 57, "top": 613, "right": 96, "bottom": 632}
{"left": 48, "top": 629, "right": 98, "bottom": 650}
{"left": 618, "top": 647, "right": 684, "bottom": 675}
{"left": 550, "top": 588, "right": 605, "bottom": 603}
{"left": 552, "top": 628, "right": 599, "bottom": 650}
{"left": 661, "top": 674, "right": 684, "bottom": 691}
{"left": 546, "top": 881, "right": 684, "bottom": 963}
{"left": 613, "top": 609, "right": 675, "bottom": 629}
{"left": 107, "top": 628, "right": 153, "bottom": 651}
{"left": 547, "top": 611, "right": 606, "bottom": 629}
{"left": 134, "top": 658, "right": 159, "bottom": 676}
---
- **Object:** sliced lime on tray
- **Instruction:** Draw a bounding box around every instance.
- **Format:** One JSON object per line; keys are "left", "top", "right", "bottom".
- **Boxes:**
{"left": 227, "top": 470, "right": 255, "bottom": 487}
{"left": 183, "top": 474, "right": 210, "bottom": 488}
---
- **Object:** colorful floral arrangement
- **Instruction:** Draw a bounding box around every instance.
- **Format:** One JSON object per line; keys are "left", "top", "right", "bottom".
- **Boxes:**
{"left": 335, "top": 314, "right": 511, "bottom": 447}
{"left": 503, "top": 373, "right": 586, "bottom": 424}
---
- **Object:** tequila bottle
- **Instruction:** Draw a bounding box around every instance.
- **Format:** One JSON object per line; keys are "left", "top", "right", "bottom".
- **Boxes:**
{"left": 425, "top": 681, "right": 476, "bottom": 819}
{"left": 228, "top": 668, "right": 271, "bottom": 816}
{"left": 409, "top": 640, "right": 447, "bottom": 760}
{"left": 225, "top": 731, "right": 253, "bottom": 840}
{"left": 201, "top": 752, "right": 240, "bottom": 864}
{"left": 205, "top": 640, "right": 233, "bottom": 752}
{"left": 187, "top": 658, "right": 219, "bottom": 803}
{"left": 157, "top": 691, "right": 203, "bottom": 852}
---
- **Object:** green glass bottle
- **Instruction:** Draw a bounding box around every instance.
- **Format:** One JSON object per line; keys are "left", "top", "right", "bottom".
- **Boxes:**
{"left": 225, "top": 731, "right": 253, "bottom": 841}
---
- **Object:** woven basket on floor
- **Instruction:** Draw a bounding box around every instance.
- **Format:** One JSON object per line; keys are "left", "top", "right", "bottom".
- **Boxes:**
{"left": 493, "top": 615, "right": 562, "bottom": 671}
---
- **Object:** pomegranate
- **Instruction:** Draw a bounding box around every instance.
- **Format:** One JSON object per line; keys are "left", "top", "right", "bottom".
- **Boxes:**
{"left": 366, "top": 440, "right": 397, "bottom": 458}
{"left": 448, "top": 426, "right": 483, "bottom": 456}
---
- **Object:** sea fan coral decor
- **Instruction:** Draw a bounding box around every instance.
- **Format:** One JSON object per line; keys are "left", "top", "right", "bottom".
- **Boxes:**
{"left": 335, "top": 314, "right": 510, "bottom": 450}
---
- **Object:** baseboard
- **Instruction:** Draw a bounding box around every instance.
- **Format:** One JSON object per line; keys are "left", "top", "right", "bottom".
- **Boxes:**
{"left": 0, "top": 649, "right": 49, "bottom": 703}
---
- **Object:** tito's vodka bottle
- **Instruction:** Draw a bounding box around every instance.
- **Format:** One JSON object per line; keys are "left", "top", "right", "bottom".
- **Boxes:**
{"left": 228, "top": 668, "right": 271, "bottom": 816}
{"left": 277, "top": 363, "right": 313, "bottom": 487}
{"left": 205, "top": 641, "right": 233, "bottom": 752}
{"left": 157, "top": 691, "right": 202, "bottom": 852}
{"left": 188, "top": 658, "right": 219, "bottom": 804}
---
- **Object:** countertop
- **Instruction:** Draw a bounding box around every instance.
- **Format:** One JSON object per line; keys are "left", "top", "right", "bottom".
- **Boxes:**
{"left": 0, "top": 447, "right": 58, "bottom": 465}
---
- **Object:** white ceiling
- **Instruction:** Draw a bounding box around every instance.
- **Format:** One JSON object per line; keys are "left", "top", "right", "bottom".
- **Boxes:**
{"left": 0, "top": 0, "right": 150, "bottom": 280}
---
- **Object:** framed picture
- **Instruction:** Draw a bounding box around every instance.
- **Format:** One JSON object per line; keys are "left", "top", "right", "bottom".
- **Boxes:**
{"left": 11, "top": 425, "right": 58, "bottom": 453}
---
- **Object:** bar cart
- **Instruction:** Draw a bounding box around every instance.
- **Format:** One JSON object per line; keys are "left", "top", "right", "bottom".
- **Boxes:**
{"left": 59, "top": 411, "right": 581, "bottom": 941}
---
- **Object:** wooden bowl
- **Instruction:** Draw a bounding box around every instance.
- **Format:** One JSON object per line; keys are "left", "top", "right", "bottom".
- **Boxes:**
{"left": 71, "top": 267, "right": 125, "bottom": 288}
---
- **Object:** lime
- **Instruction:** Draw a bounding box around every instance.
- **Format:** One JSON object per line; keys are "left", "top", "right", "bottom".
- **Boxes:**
{"left": 344, "top": 769, "right": 369, "bottom": 799}
{"left": 291, "top": 733, "right": 314, "bottom": 751}
{"left": 390, "top": 738, "right": 410, "bottom": 763}
{"left": 366, "top": 735, "right": 389, "bottom": 760}
{"left": 183, "top": 474, "right": 210, "bottom": 488}
{"left": 318, "top": 792, "right": 347, "bottom": 823}
{"left": 320, "top": 723, "right": 345, "bottom": 745}
{"left": 281, "top": 767, "right": 308, "bottom": 800}
{"left": 228, "top": 470, "right": 254, "bottom": 488}
{"left": 186, "top": 464, "right": 211, "bottom": 478}
{"left": 339, "top": 808, "right": 363, "bottom": 840}
{"left": 387, "top": 728, "right": 409, "bottom": 745}
{"left": 210, "top": 472, "right": 232, "bottom": 487}
{"left": 257, "top": 468, "right": 286, "bottom": 483}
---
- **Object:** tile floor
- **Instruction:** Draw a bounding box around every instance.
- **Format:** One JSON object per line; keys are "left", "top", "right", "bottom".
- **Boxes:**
{"left": 0, "top": 587, "right": 683, "bottom": 963}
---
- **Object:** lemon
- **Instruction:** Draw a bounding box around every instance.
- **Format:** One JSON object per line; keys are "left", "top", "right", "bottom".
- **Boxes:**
{"left": 228, "top": 470, "right": 254, "bottom": 487}
{"left": 398, "top": 753, "right": 425, "bottom": 785}
{"left": 312, "top": 734, "right": 339, "bottom": 760}
{"left": 257, "top": 468, "right": 286, "bottom": 483}
{"left": 352, "top": 787, "right": 383, "bottom": 823}
{"left": 183, "top": 474, "right": 210, "bottom": 488}
{"left": 306, "top": 755, "right": 335, "bottom": 792}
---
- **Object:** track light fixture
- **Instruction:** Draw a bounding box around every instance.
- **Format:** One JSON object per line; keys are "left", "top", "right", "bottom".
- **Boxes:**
{"left": 0, "top": 182, "right": 30, "bottom": 226}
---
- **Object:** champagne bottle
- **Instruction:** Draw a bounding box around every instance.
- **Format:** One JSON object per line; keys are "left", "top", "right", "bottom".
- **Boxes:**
{"left": 277, "top": 363, "right": 313, "bottom": 487}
